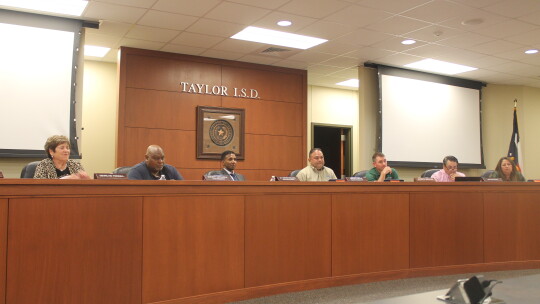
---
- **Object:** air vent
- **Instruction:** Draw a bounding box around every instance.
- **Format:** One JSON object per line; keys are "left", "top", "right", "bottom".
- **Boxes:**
{"left": 260, "top": 47, "right": 291, "bottom": 54}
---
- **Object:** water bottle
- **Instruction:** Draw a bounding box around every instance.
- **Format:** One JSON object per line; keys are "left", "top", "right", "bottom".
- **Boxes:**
{"left": 159, "top": 175, "right": 166, "bottom": 180}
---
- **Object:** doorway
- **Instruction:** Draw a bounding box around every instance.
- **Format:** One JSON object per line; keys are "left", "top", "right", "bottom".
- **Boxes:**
{"left": 312, "top": 124, "right": 352, "bottom": 178}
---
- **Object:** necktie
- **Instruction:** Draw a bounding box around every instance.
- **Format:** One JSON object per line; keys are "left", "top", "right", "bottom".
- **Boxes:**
{"left": 231, "top": 173, "right": 238, "bottom": 181}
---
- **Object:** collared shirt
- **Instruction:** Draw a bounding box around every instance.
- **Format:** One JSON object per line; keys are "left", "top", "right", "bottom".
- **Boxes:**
{"left": 296, "top": 165, "right": 337, "bottom": 181}
{"left": 431, "top": 169, "right": 465, "bottom": 182}
{"left": 365, "top": 167, "right": 400, "bottom": 181}
{"left": 223, "top": 168, "right": 238, "bottom": 181}
{"left": 127, "top": 161, "right": 184, "bottom": 180}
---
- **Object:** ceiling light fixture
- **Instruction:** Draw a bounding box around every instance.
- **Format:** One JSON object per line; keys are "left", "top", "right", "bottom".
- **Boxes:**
{"left": 525, "top": 49, "right": 538, "bottom": 54}
{"left": 84, "top": 45, "right": 110, "bottom": 57}
{"left": 0, "top": 0, "right": 89, "bottom": 16}
{"left": 401, "top": 39, "right": 416, "bottom": 45}
{"left": 336, "top": 79, "right": 359, "bottom": 88}
{"left": 231, "top": 26, "right": 327, "bottom": 50}
{"left": 277, "top": 20, "right": 292, "bottom": 27}
{"left": 405, "top": 58, "right": 477, "bottom": 75}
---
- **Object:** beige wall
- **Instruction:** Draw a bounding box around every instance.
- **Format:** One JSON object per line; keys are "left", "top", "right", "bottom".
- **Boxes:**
{"left": 307, "top": 85, "right": 360, "bottom": 173}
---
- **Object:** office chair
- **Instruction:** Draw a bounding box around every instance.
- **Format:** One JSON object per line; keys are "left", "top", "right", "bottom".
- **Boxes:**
{"left": 112, "top": 166, "right": 132, "bottom": 175}
{"left": 352, "top": 170, "right": 368, "bottom": 178}
{"left": 20, "top": 161, "right": 41, "bottom": 178}
{"left": 421, "top": 169, "right": 439, "bottom": 178}
{"left": 481, "top": 170, "right": 495, "bottom": 179}
{"left": 289, "top": 169, "right": 301, "bottom": 177}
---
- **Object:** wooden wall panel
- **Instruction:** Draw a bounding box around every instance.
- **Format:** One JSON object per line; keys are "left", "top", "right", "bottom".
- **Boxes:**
{"left": 7, "top": 197, "right": 142, "bottom": 304}
{"left": 222, "top": 66, "right": 305, "bottom": 103}
{"left": 118, "top": 47, "right": 307, "bottom": 181}
{"left": 125, "top": 88, "right": 221, "bottom": 129}
{"left": 125, "top": 54, "right": 222, "bottom": 91}
{"left": 245, "top": 194, "right": 332, "bottom": 287}
{"left": 410, "top": 192, "right": 484, "bottom": 268}
{"left": 0, "top": 199, "right": 6, "bottom": 304}
{"left": 243, "top": 134, "right": 304, "bottom": 171}
{"left": 332, "top": 193, "right": 409, "bottom": 276}
{"left": 142, "top": 195, "right": 244, "bottom": 303}
{"left": 222, "top": 97, "right": 303, "bottom": 136}
{"left": 484, "top": 193, "right": 540, "bottom": 262}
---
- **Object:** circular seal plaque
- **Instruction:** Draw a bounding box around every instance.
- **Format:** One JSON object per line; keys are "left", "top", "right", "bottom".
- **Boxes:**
{"left": 209, "top": 119, "right": 234, "bottom": 146}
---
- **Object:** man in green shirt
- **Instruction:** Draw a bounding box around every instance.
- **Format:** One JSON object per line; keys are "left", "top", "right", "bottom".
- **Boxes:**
{"left": 365, "top": 152, "right": 399, "bottom": 182}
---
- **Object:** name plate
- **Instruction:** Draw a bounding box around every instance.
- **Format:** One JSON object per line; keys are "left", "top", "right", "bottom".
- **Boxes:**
{"left": 0, "top": 171, "right": 3, "bottom": 178}
{"left": 345, "top": 177, "right": 366, "bottom": 182}
{"left": 482, "top": 177, "right": 502, "bottom": 182}
{"left": 203, "top": 174, "right": 230, "bottom": 181}
{"left": 94, "top": 173, "right": 127, "bottom": 179}
{"left": 528, "top": 179, "right": 540, "bottom": 182}
{"left": 274, "top": 176, "right": 298, "bottom": 181}
{"left": 414, "top": 177, "right": 435, "bottom": 182}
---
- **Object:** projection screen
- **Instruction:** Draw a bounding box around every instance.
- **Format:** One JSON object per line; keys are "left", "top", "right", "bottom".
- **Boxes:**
{"left": 374, "top": 65, "right": 485, "bottom": 168}
{"left": 0, "top": 9, "right": 83, "bottom": 158}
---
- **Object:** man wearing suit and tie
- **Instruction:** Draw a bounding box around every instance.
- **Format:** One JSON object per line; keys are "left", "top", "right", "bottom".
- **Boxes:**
{"left": 220, "top": 150, "right": 245, "bottom": 181}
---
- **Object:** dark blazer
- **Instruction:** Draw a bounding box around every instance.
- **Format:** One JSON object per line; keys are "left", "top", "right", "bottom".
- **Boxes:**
{"left": 221, "top": 169, "right": 245, "bottom": 181}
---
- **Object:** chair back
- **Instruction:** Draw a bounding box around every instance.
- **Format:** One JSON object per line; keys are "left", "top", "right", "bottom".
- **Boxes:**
{"left": 112, "top": 166, "right": 132, "bottom": 175}
{"left": 289, "top": 169, "right": 301, "bottom": 177}
{"left": 482, "top": 170, "right": 495, "bottom": 178}
{"left": 20, "top": 161, "right": 41, "bottom": 178}
{"left": 353, "top": 170, "right": 368, "bottom": 178}
{"left": 421, "top": 169, "right": 439, "bottom": 178}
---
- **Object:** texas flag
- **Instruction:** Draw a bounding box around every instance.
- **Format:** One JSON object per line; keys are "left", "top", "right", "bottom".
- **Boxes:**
{"left": 507, "top": 105, "right": 522, "bottom": 172}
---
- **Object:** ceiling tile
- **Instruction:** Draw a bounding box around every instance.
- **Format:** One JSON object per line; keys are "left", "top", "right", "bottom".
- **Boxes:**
{"left": 492, "top": 47, "right": 540, "bottom": 61}
{"left": 118, "top": 38, "right": 166, "bottom": 50}
{"left": 160, "top": 43, "right": 207, "bottom": 56}
{"left": 238, "top": 54, "right": 282, "bottom": 65}
{"left": 344, "top": 47, "right": 396, "bottom": 61}
{"left": 200, "top": 49, "right": 244, "bottom": 61}
{"left": 278, "top": 0, "right": 352, "bottom": 19}
{"left": 438, "top": 8, "right": 508, "bottom": 31}
{"left": 371, "top": 37, "right": 427, "bottom": 53}
{"left": 472, "top": 19, "right": 538, "bottom": 39}
{"left": 324, "top": 5, "right": 392, "bottom": 28}
{"left": 227, "top": 0, "right": 290, "bottom": 10}
{"left": 295, "top": 21, "right": 357, "bottom": 40}
{"left": 319, "top": 56, "right": 361, "bottom": 68}
{"left": 91, "top": 0, "right": 156, "bottom": 8}
{"left": 448, "top": 0, "right": 505, "bottom": 9}
{"left": 482, "top": 0, "right": 540, "bottom": 18}
{"left": 332, "top": 29, "right": 394, "bottom": 47}
{"left": 86, "top": 20, "right": 133, "bottom": 37}
{"left": 467, "top": 40, "right": 526, "bottom": 55}
{"left": 272, "top": 59, "right": 309, "bottom": 69}
{"left": 211, "top": 38, "right": 266, "bottom": 54}
{"left": 170, "top": 32, "right": 224, "bottom": 48}
{"left": 152, "top": 0, "right": 221, "bottom": 17}
{"left": 185, "top": 18, "right": 245, "bottom": 38}
{"left": 308, "top": 64, "right": 347, "bottom": 75}
{"left": 309, "top": 41, "right": 361, "bottom": 56}
{"left": 518, "top": 11, "right": 540, "bottom": 26}
{"left": 356, "top": 0, "right": 432, "bottom": 14}
{"left": 137, "top": 10, "right": 199, "bottom": 30}
{"left": 287, "top": 51, "right": 336, "bottom": 64}
{"left": 126, "top": 25, "right": 180, "bottom": 42}
{"left": 488, "top": 61, "right": 540, "bottom": 77}
{"left": 84, "top": 32, "right": 122, "bottom": 48}
{"left": 204, "top": 2, "right": 270, "bottom": 25}
{"left": 84, "top": 1, "right": 147, "bottom": 23}
{"left": 366, "top": 15, "right": 431, "bottom": 36}
{"left": 401, "top": 0, "right": 470, "bottom": 23}
{"left": 457, "top": 55, "right": 510, "bottom": 69}
{"left": 372, "top": 52, "right": 426, "bottom": 66}
{"left": 252, "top": 12, "right": 317, "bottom": 31}
{"left": 504, "top": 28, "right": 540, "bottom": 45}
{"left": 329, "top": 67, "right": 359, "bottom": 78}
{"left": 437, "top": 32, "right": 495, "bottom": 48}
{"left": 403, "top": 25, "right": 463, "bottom": 43}
{"left": 404, "top": 43, "right": 484, "bottom": 63}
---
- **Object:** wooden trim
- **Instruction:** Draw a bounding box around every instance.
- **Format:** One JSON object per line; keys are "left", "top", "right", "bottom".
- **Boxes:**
{"left": 0, "top": 199, "right": 7, "bottom": 304}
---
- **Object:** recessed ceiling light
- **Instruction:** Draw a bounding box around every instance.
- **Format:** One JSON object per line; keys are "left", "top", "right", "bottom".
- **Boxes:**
{"left": 404, "top": 58, "right": 477, "bottom": 75}
{"left": 401, "top": 39, "right": 416, "bottom": 45}
{"left": 84, "top": 45, "right": 110, "bottom": 57}
{"left": 277, "top": 20, "right": 292, "bottom": 27}
{"left": 336, "top": 79, "right": 359, "bottom": 88}
{"left": 0, "top": 0, "right": 89, "bottom": 16}
{"left": 231, "top": 26, "right": 327, "bottom": 50}
{"left": 525, "top": 49, "right": 538, "bottom": 54}
{"left": 461, "top": 18, "right": 484, "bottom": 26}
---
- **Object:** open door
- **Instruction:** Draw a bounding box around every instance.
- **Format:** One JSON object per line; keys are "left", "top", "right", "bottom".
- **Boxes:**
{"left": 312, "top": 124, "right": 352, "bottom": 178}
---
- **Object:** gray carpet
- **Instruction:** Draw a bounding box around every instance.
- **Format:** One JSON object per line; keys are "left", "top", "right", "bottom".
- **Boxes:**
{"left": 230, "top": 269, "right": 540, "bottom": 304}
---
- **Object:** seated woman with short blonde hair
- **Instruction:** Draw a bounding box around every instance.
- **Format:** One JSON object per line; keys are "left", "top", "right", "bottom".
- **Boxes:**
{"left": 33, "top": 135, "right": 89, "bottom": 179}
